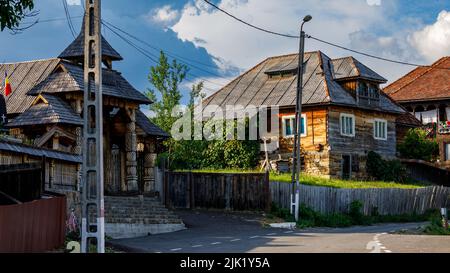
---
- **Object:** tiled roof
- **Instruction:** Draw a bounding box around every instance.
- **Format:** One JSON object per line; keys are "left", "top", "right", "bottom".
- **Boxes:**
{"left": 396, "top": 112, "right": 422, "bottom": 127}
{"left": 7, "top": 94, "right": 82, "bottom": 127}
{"left": 384, "top": 57, "right": 450, "bottom": 102}
{"left": 0, "top": 59, "right": 61, "bottom": 114}
{"left": 28, "top": 61, "right": 151, "bottom": 104}
{"left": 203, "top": 51, "right": 403, "bottom": 114}
{"left": 0, "top": 138, "right": 81, "bottom": 163}
{"left": 136, "top": 110, "right": 170, "bottom": 137}
{"left": 58, "top": 18, "right": 123, "bottom": 62}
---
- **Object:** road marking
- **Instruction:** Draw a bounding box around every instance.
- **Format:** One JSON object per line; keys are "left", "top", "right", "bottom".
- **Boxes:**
{"left": 230, "top": 239, "right": 241, "bottom": 242}
{"left": 192, "top": 245, "right": 203, "bottom": 248}
{"left": 211, "top": 242, "right": 221, "bottom": 245}
{"left": 266, "top": 233, "right": 277, "bottom": 236}
{"left": 249, "top": 236, "right": 259, "bottom": 239}
{"left": 284, "top": 231, "right": 294, "bottom": 234}
{"left": 170, "top": 248, "right": 182, "bottom": 251}
{"left": 367, "top": 233, "right": 392, "bottom": 254}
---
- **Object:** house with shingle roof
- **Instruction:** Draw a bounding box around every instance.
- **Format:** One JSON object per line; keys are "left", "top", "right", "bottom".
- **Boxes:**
{"left": 204, "top": 51, "right": 406, "bottom": 179}
{"left": 384, "top": 56, "right": 450, "bottom": 166}
{"left": 1, "top": 20, "right": 169, "bottom": 195}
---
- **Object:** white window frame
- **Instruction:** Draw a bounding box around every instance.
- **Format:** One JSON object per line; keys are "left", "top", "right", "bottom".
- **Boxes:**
{"left": 373, "top": 118, "right": 388, "bottom": 140}
{"left": 282, "top": 114, "right": 307, "bottom": 138}
{"left": 340, "top": 113, "right": 355, "bottom": 137}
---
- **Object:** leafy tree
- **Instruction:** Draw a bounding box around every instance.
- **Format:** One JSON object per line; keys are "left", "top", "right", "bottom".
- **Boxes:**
{"left": 146, "top": 51, "right": 188, "bottom": 133}
{"left": 398, "top": 128, "right": 439, "bottom": 161}
{"left": 366, "top": 151, "right": 407, "bottom": 182}
{"left": 0, "top": 0, "right": 38, "bottom": 32}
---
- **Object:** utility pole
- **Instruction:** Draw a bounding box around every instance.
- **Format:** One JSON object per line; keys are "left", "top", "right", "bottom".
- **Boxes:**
{"left": 291, "top": 15, "right": 312, "bottom": 221}
{"left": 81, "top": 0, "right": 105, "bottom": 253}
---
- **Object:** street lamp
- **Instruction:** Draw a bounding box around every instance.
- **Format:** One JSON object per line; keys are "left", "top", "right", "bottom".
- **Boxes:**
{"left": 291, "top": 15, "right": 312, "bottom": 221}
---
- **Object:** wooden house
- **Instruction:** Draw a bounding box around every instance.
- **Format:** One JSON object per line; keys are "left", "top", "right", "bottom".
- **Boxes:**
{"left": 1, "top": 21, "right": 169, "bottom": 195}
{"left": 203, "top": 51, "right": 406, "bottom": 179}
{"left": 384, "top": 56, "right": 450, "bottom": 168}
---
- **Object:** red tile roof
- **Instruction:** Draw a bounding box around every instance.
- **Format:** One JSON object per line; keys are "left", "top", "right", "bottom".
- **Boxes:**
{"left": 383, "top": 57, "right": 450, "bottom": 102}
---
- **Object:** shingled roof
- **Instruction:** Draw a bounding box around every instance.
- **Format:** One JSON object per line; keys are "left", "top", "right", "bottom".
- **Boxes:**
{"left": 331, "top": 56, "right": 387, "bottom": 83}
{"left": 203, "top": 51, "right": 403, "bottom": 114}
{"left": 0, "top": 59, "right": 61, "bottom": 114}
{"left": 28, "top": 61, "right": 151, "bottom": 104}
{"left": 58, "top": 18, "right": 122, "bottom": 62}
{"left": 384, "top": 57, "right": 450, "bottom": 102}
{"left": 136, "top": 110, "right": 170, "bottom": 138}
{"left": 7, "top": 94, "right": 82, "bottom": 127}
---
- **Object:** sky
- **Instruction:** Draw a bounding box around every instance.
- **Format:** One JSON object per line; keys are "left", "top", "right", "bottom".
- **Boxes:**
{"left": 0, "top": 0, "right": 449, "bottom": 115}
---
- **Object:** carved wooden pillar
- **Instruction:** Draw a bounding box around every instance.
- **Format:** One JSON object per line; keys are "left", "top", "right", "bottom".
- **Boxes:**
{"left": 143, "top": 139, "right": 155, "bottom": 192}
{"left": 126, "top": 107, "right": 138, "bottom": 191}
{"left": 49, "top": 159, "right": 55, "bottom": 189}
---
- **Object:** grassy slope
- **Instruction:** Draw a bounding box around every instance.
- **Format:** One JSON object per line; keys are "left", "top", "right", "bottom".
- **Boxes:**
{"left": 179, "top": 169, "right": 428, "bottom": 189}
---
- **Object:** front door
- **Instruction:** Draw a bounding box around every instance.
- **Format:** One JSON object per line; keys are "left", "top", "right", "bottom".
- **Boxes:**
{"left": 111, "top": 144, "right": 121, "bottom": 193}
{"left": 342, "top": 155, "right": 351, "bottom": 180}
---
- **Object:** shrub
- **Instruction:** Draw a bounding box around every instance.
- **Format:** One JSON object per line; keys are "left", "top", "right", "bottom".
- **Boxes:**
{"left": 366, "top": 151, "right": 407, "bottom": 182}
{"left": 398, "top": 128, "right": 439, "bottom": 161}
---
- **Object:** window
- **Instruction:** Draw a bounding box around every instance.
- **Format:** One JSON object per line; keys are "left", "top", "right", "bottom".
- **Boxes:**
{"left": 373, "top": 119, "right": 387, "bottom": 140}
{"left": 340, "top": 113, "right": 355, "bottom": 137}
{"left": 358, "top": 82, "right": 380, "bottom": 106}
{"left": 282, "top": 114, "right": 307, "bottom": 138}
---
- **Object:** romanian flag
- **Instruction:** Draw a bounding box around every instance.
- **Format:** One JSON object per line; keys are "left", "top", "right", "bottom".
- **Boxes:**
{"left": 4, "top": 72, "right": 11, "bottom": 97}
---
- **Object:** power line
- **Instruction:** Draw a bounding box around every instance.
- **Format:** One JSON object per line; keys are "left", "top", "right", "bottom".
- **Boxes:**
{"left": 202, "top": 0, "right": 450, "bottom": 71}
{"left": 102, "top": 20, "right": 224, "bottom": 74}
{"left": 62, "top": 0, "right": 77, "bottom": 38}
{"left": 101, "top": 22, "right": 221, "bottom": 93}
{"left": 202, "top": 0, "right": 299, "bottom": 39}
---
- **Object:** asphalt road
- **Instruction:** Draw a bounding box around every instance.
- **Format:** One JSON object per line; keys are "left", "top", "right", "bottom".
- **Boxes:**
{"left": 109, "top": 210, "right": 450, "bottom": 253}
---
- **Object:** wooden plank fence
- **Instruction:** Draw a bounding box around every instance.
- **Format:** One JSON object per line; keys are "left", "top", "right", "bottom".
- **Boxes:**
{"left": 0, "top": 194, "right": 66, "bottom": 253}
{"left": 270, "top": 181, "right": 450, "bottom": 215}
{"left": 165, "top": 171, "right": 270, "bottom": 211}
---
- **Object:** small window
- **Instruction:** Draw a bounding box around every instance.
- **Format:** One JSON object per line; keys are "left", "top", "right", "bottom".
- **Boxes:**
{"left": 373, "top": 119, "right": 387, "bottom": 140}
{"left": 340, "top": 113, "right": 355, "bottom": 137}
{"left": 282, "top": 114, "right": 307, "bottom": 138}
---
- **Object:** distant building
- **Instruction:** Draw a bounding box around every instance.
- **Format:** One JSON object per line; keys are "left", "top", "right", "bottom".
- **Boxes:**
{"left": 384, "top": 57, "right": 450, "bottom": 167}
{"left": 203, "top": 51, "right": 406, "bottom": 179}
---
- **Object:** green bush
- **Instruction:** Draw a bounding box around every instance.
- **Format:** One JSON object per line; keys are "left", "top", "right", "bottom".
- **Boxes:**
{"left": 366, "top": 151, "right": 407, "bottom": 182}
{"left": 398, "top": 128, "right": 439, "bottom": 161}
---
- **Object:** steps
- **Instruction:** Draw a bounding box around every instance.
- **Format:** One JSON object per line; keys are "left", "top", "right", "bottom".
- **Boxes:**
{"left": 104, "top": 196, "right": 185, "bottom": 239}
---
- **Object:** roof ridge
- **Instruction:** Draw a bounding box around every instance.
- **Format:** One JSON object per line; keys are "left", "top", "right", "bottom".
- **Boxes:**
{"left": 0, "top": 58, "right": 60, "bottom": 65}
{"left": 384, "top": 65, "right": 434, "bottom": 95}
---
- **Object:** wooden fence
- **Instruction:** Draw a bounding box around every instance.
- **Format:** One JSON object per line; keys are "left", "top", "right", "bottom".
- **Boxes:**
{"left": 271, "top": 182, "right": 450, "bottom": 215}
{"left": 0, "top": 194, "right": 66, "bottom": 253}
{"left": 401, "top": 159, "right": 450, "bottom": 187}
{"left": 165, "top": 171, "right": 270, "bottom": 211}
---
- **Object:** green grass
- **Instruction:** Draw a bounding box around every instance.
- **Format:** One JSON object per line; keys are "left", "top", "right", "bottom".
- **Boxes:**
{"left": 270, "top": 172, "right": 427, "bottom": 189}
{"left": 175, "top": 169, "right": 428, "bottom": 189}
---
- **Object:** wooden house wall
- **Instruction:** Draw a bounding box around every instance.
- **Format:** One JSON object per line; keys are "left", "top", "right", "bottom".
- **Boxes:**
{"left": 277, "top": 107, "right": 331, "bottom": 177}
{"left": 328, "top": 106, "right": 398, "bottom": 179}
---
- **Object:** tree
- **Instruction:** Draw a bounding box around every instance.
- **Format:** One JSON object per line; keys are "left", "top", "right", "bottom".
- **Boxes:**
{"left": 0, "top": 0, "right": 38, "bottom": 32}
{"left": 398, "top": 128, "right": 439, "bottom": 161}
{"left": 146, "top": 51, "right": 188, "bottom": 133}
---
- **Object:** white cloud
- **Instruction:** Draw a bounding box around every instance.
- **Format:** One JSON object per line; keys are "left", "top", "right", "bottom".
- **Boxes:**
{"left": 410, "top": 10, "right": 450, "bottom": 63}
{"left": 166, "top": 1, "right": 448, "bottom": 88}
{"left": 147, "top": 5, "right": 180, "bottom": 27}
{"left": 66, "top": 0, "right": 81, "bottom": 6}
{"left": 171, "top": 0, "right": 394, "bottom": 76}
{"left": 366, "top": 0, "right": 381, "bottom": 6}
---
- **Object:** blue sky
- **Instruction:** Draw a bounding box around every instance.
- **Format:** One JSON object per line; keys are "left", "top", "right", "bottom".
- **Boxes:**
{"left": 0, "top": 0, "right": 449, "bottom": 111}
